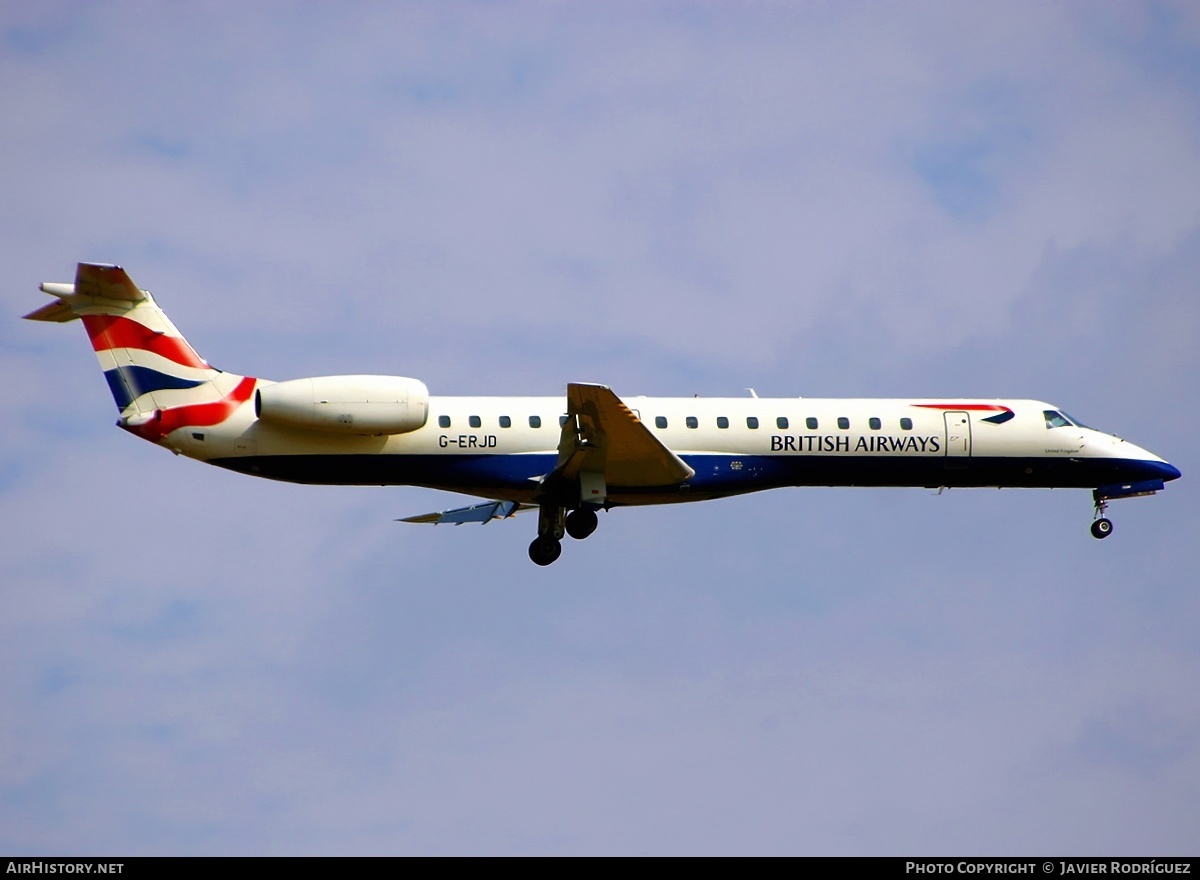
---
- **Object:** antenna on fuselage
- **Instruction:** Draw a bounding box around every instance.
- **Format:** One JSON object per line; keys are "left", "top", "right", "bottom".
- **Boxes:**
{"left": 746, "top": 388, "right": 758, "bottom": 398}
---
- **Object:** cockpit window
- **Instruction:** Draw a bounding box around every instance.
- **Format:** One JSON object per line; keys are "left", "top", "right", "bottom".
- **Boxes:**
{"left": 1044, "top": 410, "right": 1073, "bottom": 429}
{"left": 1061, "top": 412, "right": 1090, "bottom": 430}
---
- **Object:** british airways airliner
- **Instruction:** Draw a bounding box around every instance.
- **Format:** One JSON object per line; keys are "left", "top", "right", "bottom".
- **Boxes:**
{"left": 28, "top": 263, "right": 1181, "bottom": 565}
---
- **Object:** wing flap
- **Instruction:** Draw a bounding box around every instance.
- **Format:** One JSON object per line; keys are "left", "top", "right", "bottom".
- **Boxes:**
{"left": 559, "top": 383, "right": 694, "bottom": 487}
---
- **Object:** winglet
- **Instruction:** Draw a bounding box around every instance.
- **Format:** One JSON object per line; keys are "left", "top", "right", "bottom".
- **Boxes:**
{"left": 559, "top": 383, "right": 694, "bottom": 486}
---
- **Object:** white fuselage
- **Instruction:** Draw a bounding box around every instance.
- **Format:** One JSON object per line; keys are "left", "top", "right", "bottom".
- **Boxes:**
{"left": 186, "top": 392, "right": 1175, "bottom": 505}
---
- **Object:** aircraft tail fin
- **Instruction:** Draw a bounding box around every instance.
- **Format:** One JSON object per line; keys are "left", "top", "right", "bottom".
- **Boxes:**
{"left": 26, "top": 264, "right": 252, "bottom": 437}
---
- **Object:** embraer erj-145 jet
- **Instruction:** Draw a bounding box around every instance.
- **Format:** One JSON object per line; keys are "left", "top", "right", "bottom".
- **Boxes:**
{"left": 28, "top": 264, "right": 1181, "bottom": 565}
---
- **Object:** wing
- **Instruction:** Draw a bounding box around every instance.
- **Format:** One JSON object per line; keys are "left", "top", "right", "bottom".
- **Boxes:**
{"left": 556, "top": 383, "right": 694, "bottom": 487}
{"left": 398, "top": 499, "right": 535, "bottom": 525}
{"left": 401, "top": 384, "right": 692, "bottom": 523}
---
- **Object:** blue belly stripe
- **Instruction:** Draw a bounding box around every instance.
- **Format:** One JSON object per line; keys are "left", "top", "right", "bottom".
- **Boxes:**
{"left": 208, "top": 452, "right": 1178, "bottom": 498}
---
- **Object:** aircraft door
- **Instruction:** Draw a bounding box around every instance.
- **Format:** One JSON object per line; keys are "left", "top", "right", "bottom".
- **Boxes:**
{"left": 943, "top": 411, "right": 971, "bottom": 469}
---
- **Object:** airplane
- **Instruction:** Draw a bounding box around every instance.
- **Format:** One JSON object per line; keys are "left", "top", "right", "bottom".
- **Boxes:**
{"left": 26, "top": 263, "right": 1182, "bottom": 566}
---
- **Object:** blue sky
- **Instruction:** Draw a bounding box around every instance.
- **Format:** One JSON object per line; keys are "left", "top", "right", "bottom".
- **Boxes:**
{"left": 1, "top": 1, "right": 1198, "bottom": 855}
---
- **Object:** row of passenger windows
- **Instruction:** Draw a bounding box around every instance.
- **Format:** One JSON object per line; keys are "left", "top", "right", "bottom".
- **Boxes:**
{"left": 438, "top": 414, "right": 551, "bottom": 429}
{"left": 438, "top": 414, "right": 564, "bottom": 429}
{"left": 656, "top": 416, "right": 914, "bottom": 431}
{"left": 436, "top": 414, "right": 915, "bottom": 431}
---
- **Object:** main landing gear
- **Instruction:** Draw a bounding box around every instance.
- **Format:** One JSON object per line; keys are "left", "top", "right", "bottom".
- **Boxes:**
{"left": 565, "top": 507, "right": 598, "bottom": 540}
{"left": 528, "top": 535, "right": 562, "bottom": 566}
{"left": 528, "top": 505, "right": 601, "bottom": 565}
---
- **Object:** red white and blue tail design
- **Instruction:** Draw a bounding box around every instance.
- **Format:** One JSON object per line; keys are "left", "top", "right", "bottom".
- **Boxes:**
{"left": 25, "top": 263, "right": 256, "bottom": 443}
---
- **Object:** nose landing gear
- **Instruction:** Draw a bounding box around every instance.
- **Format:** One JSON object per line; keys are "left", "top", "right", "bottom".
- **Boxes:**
{"left": 1088, "top": 478, "right": 1169, "bottom": 540}
{"left": 1091, "top": 493, "right": 1113, "bottom": 540}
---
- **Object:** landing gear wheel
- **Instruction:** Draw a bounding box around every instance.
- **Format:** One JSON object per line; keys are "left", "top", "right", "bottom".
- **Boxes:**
{"left": 1091, "top": 518, "right": 1113, "bottom": 539}
{"left": 528, "top": 536, "right": 562, "bottom": 566}
{"left": 565, "top": 508, "right": 599, "bottom": 540}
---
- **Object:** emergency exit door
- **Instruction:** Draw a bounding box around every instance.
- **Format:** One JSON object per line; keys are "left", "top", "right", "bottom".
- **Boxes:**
{"left": 943, "top": 411, "right": 971, "bottom": 469}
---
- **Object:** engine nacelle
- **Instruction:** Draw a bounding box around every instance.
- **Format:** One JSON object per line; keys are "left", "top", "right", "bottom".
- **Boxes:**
{"left": 255, "top": 375, "right": 429, "bottom": 435}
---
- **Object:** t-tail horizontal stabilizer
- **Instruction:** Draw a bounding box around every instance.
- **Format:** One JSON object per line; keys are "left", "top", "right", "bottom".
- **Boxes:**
{"left": 398, "top": 499, "right": 534, "bottom": 526}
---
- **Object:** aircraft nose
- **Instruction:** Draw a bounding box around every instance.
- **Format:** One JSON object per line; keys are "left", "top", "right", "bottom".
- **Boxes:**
{"left": 1139, "top": 458, "right": 1182, "bottom": 482}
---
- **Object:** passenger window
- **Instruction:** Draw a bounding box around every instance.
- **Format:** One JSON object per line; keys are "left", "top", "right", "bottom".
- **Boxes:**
{"left": 559, "top": 415, "right": 568, "bottom": 427}
{"left": 900, "top": 417, "right": 913, "bottom": 431}
{"left": 529, "top": 415, "right": 542, "bottom": 428}
{"left": 686, "top": 416, "right": 698, "bottom": 429}
{"left": 747, "top": 417, "right": 759, "bottom": 429}
{"left": 837, "top": 417, "right": 850, "bottom": 430}
{"left": 717, "top": 417, "right": 729, "bottom": 429}
{"left": 499, "top": 416, "right": 511, "bottom": 429}
{"left": 806, "top": 417, "right": 818, "bottom": 430}
{"left": 655, "top": 416, "right": 668, "bottom": 429}
{"left": 869, "top": 417, "right": 881, "bottom": 430}
{"left": 469, "top": 415, "right": 481, "bottom": 429}
{"left": 777, "top": 417, "right": 789, "bottom": 430}
{"left": 438, "top": 415, "right": 451, "bottom": 428}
